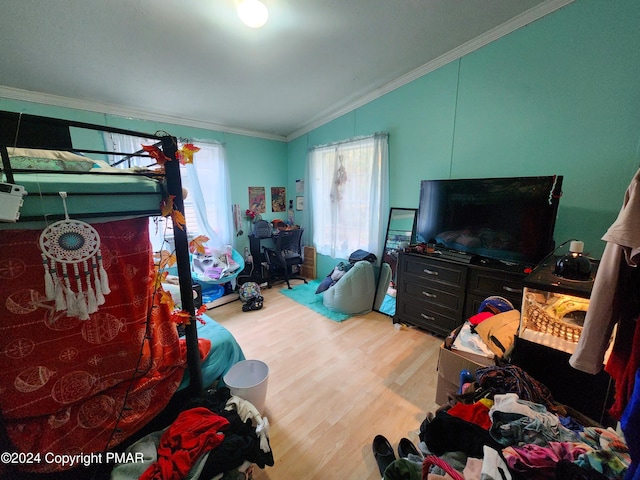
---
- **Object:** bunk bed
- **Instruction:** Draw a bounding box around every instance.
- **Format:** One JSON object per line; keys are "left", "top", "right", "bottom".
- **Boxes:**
{"left": 0, "top": 112, "right": 246, "bottom": 476}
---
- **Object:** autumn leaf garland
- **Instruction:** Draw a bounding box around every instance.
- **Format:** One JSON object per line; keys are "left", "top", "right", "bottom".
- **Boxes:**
{"left": 157, "top": 233, "right": 209, "bottom": 323}
{"left": 146, "top": 141, "right": 208, "bottom": 325}
{"left": 153, "top": 236, "right": 211, "bottom": 326}
{"left": 176, "top": 143, "right": 200, "bottom": 165}
{"left": 149, "top": 142, "right": 201, "bottom": 231}
{"left": 160, "top": 195, "right": 186, "bottom": 231}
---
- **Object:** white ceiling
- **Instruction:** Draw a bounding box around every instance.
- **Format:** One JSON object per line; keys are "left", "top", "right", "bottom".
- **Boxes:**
{"left": 0, "top": 0, "right": 571, "bottom": 141}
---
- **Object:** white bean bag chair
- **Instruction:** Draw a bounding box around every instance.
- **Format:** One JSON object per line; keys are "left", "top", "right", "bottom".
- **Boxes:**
{"left": 323, "top": 260, "right": 376, "bottom": 315}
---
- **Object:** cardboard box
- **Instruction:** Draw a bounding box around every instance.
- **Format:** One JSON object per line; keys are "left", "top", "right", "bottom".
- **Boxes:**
{"left": 301, "top": 246, "right": 316, "bottom": 279}
{"left": 435, "top": 343, "right": 494, "bottom": 405}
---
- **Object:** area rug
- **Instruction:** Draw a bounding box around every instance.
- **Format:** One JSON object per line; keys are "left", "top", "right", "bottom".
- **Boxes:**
{"left": 279, "top": 280, "right": 351, "bottom": 322}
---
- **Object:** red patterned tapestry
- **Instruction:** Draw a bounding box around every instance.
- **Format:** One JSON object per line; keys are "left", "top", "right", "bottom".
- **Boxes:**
{"left": 0, "top": 217, "right": 211, "bottom": 473}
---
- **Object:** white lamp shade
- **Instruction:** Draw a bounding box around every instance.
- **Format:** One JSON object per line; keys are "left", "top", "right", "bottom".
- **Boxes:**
{"left": 237, "top": 0, "right": 269, "bottom": 28}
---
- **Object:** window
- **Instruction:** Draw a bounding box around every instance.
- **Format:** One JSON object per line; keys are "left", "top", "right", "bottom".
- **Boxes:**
{"left": 306, "top": 133, "right": 389, "bottom": 259}
{"left": 105, "top": 133, "right": 232, "bottom": 253}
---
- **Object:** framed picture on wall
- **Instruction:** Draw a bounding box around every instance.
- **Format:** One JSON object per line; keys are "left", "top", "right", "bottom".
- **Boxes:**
{"left": 248, "top": 186, "right": 266, "bottom": 213}
{"left": 271, "top": 187, "right": 286, "bottom": 212}
{"left": 296, "top": 196, "right": 304, "bottom": 211}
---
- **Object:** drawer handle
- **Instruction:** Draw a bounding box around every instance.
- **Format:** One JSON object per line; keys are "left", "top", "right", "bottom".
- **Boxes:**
{"left": 420, "top": 313, "right": 435, "bottom": 321}
{"left": 423, "top": 269, "right": 439, "bottom": 276}
{"left": 502, "top": 286, "right": 522, "bottom": 294}
{"left": 422, "top": 291, "right": 437, "bottom": 299}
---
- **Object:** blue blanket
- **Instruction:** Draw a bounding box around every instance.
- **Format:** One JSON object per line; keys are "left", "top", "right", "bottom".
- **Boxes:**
{"left": 177, "top": 316, "right": 245, "bottom": 391}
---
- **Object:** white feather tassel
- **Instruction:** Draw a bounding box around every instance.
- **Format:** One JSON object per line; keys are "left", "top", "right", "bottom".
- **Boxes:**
{"left": 54, "top": 277, "right": 66, "bottom": 311}
{"left": 83, "top": 260, "right": 98, "bottom": 314}
{"left": 92, "top": 257, "right": 105, "bottom": 305}
{"left": 42, "top": 255, "right": 55, "bottom": 300}
{"left": 86, "top": 287, "right": 98, "bottom": 314}
{"left": 64, "top": 286, "right": 77, "bottom": 317}
{"left": 62, "top": 265, "right": 77, "bottom": 317}
{"left": 76, "top": 292, "right": 89, "bottom": 320}
{"left": 97, "top": 252, "right": 110, "bottom": 295}
{"left": 72, "top": 263, "right": 88, "bottom": 320}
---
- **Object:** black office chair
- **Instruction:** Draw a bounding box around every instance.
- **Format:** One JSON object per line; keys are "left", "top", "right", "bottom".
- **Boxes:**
{"left": 263, "top": 228, "right": 308, "bottom": 289}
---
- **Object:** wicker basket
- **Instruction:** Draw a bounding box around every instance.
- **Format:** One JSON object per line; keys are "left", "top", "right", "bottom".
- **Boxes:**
{"left": 524, "top": 297, "right": 583, "bottom": 343}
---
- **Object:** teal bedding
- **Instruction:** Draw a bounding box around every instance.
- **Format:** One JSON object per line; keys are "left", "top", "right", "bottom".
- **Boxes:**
{"left": 177, "top": 315, "right": 246, "bottom": 391}
{"left": 12, "top": 170, "right": 164, "bottom": 221}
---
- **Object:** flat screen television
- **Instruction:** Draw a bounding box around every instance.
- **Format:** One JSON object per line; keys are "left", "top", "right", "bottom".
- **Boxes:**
{"left": 415, "top": 175, "right": 563, "bottom": 266}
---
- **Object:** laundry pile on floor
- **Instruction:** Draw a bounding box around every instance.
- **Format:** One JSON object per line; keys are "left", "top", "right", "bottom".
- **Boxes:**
{"left": 110, "top": 388, "right": 274, "bottom": 480}
{"left": 373, "top": 364, "right": 635, "bottom": 480}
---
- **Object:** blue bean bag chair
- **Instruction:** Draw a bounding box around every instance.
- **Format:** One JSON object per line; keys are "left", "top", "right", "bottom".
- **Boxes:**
{"left": 322, "top": 260, "right": 377, "bottom": 315}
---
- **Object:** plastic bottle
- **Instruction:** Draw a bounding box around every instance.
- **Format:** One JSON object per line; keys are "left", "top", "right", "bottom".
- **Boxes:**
{"left": 287, "top": 200, "right": 295, "bottom": 226}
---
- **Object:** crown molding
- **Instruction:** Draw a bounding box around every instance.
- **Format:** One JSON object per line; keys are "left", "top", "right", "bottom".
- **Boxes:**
{"left": 286, "top": 0, "right": 574, "bottom": 142}
{"left": 0, "top": 85, "right": 287, "bottom": 142}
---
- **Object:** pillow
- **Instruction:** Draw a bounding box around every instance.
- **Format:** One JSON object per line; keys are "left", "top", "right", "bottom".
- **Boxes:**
{"left": 7, "top": 147, "right": 95, "bottom": 172}
{"left": 315, "top": 274, "right": 334, "bottom": 294}
{"left": 330, "top": 261, "right": 352, "bottom": 282}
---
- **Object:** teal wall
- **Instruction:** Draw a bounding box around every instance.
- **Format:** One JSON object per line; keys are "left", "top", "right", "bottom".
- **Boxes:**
{"left": 0, "top": 98, "right": 287, "bottom": 254}
{"left": 289, "top": 0, "right": 640, "bottom": 276}
{"left": 3, "top": 0, "right": 639, "bottom": 278}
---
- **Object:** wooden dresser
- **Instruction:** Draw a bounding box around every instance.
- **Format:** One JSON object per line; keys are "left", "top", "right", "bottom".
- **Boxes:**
{"left": 394, "top": 251, "right": 525, "bottom": 336}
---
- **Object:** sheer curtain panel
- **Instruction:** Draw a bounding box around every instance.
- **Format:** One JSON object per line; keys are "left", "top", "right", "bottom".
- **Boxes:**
{"left": 104, "top": 133, "right": 233, "bottom": 252}
{"left": 305, "top": 133, "right": 389, "bottom": 260}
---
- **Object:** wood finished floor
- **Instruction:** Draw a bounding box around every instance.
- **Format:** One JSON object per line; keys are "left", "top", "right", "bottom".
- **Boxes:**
{"left": 208, "top": 283, "right": 444, "bottom": 480}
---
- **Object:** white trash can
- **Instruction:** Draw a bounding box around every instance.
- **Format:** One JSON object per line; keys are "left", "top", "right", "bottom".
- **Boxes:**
{"left": 223, "top": 359, "right": 269, "bottom": 413}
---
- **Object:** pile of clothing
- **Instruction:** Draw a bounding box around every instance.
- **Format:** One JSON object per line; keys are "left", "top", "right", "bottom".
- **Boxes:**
{"left": 449, "top": 296, "right": 521, "bottom": 362}
{"left": 192, "top": 245, "right": 242, "bottom": 282}
{"left": 379, "top": 364, "right": 631, "bottom": 480}
{"left": 110, "top": 388, "right": 274, "bottom": 480}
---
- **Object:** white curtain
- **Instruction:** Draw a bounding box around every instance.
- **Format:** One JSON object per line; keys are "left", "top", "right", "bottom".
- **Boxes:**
{"left": 104, "top": 133, "right": 233, "bottom": 251}
{"left": 305, "top": 133, "right": 389, "bottom": 260}
{"left": 184, "top": 146, "right": 233, "bottom": 249}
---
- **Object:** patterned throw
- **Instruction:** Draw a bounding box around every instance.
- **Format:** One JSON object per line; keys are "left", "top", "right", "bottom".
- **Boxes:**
{"left": 0, "top": 217, "right": 211, "bottom": 473}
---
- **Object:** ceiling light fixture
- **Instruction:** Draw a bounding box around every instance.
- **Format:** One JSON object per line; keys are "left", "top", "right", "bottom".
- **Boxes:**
{"left": 237, "top": 0, "right": 269, "bottom": 28}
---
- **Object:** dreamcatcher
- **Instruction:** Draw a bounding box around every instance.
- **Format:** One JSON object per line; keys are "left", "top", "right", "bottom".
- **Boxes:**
{"left": 39, "top": 192, "right": 110, "bottom": 320}
{"left": 330, "top": 154, "right": 347, "bottom": 203}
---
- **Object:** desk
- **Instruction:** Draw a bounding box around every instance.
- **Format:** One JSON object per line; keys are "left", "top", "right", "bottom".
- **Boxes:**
{"left": 248, "top": 230, "right": 305, "bottom": 285}
{"left": 249, "top": 233, "right": 275, "bottom": 262}
{"left": 248, "top": 234, "right": 275, "bottom": 284}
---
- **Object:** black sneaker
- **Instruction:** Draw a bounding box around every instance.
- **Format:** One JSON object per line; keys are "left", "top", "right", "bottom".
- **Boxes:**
{"left": 250, "top": 298, "right": 263, "bottom": 310}
{"left": 242, "top": 299, "right": 254, "bottom": 312}
{"left": 398, "top": 438, "right": 422, "bottom": 459}
{"left": 372, "top": 435, "right": 396, "bottom": 476}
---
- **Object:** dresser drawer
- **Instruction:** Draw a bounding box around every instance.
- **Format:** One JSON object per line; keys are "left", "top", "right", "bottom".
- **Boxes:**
{"left": 401, "top": 279, "right": 465, "bottom": 313}
{"left": 464, "top": 267, "right": 524, "bottom": 318}
{"left": 396, "top": 300, "right": 460, "bottom": 337}
{"left": 402, "top": 254, "right": 466, "bottom": 289}
{"left": 467, "top": 267, "right": 524, "bottom": 299}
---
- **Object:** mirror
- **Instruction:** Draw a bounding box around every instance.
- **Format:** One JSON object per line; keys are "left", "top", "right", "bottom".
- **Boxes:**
{"left": 374, "top": 208, "right": 417, "bottom": 316}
